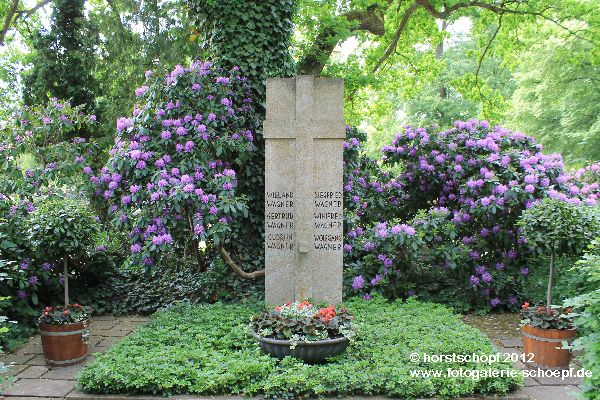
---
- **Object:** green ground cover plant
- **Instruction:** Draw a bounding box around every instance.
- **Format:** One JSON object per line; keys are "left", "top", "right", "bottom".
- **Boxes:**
{"left": 78, "top": 297, "right": 521, "bottom": 399}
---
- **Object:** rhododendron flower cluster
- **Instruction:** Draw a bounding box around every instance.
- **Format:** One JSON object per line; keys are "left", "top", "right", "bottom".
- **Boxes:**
{"left": 82, "top": 61, "right": 256, "bottom": 268}
{"left": 342, "top": 121, "right": 600, "bottom": 310}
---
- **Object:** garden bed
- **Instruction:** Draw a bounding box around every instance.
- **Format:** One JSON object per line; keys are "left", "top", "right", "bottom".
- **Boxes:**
{"left": 77, "top": 298, "right": 522, "bottom": 398}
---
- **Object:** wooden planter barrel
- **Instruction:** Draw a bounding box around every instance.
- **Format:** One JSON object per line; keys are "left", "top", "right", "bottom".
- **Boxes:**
{"left": 39, "top": 320, "right": 89, "bottom": 367}
{"left": 521, "top": 325, "right": 576, "bottom": 369}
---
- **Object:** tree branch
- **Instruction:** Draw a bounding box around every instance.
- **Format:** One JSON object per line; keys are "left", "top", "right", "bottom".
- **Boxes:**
{"left": 416, "top": 0, "right": 594, "bottom": 45}
{"left": 19, "top": 0, "right": 52, "bottom": 17}
{"left": 371, "top": 2, "right": 419, "bottom": 73}
{"left": 475, "top": 14, "right": 503, "bottom": 118}
{"left": 0, "top": 0, "right": 20, "bottom": 46}
{"left": 297, "top": 7, "right": 386, "bottom": 76}
{"left": 218, "top": 246, "right": 265, "bottom": 279}
{"left": 1, "top": 0, "right": 53, "bottom": 46}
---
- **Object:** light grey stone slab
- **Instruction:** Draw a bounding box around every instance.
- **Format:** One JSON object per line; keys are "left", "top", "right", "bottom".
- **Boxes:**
{"left": 15, "top": 365, "right": 49, "bottom": 379}
{"left": 264, "top": 76, "right": 345, "bottom": 305}
{"left": 0, "top": 353, "right": 35, "bottom": 365}
{"left": 3, "top": 378, "right": 75, "bottom": 397}
{"left": 520, "top": 385, "right": 580, "bottom": 400}
{"left": 41, "top": 364, "right": 83, "bottom": 380}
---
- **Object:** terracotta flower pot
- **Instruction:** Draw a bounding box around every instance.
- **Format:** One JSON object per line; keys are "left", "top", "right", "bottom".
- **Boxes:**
{"left": 252, "top": 330, "right": 349, "bottom": 364}
{"left": 39, "top": 319, "right": 90, "bottom": 367}
{"left": 521, "top": 324, "right": 576, "bottom": 369}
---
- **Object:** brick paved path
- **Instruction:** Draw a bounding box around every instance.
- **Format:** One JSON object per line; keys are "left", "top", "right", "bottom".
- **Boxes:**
{"left": 463, "top": 314, "right": 583, "bottom": 400}
{"left": 1, "top": 313, "right": 585, "bottom": 400}
{"left": 1, "top": 314, "right": 150, "bottom": 399}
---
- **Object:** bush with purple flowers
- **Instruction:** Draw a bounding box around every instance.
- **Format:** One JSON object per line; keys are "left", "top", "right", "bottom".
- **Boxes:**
{"left": 0, "top": 99, "right": 99, "bottom": 199}
{"left": 83, "top": 61, "right": 257, "bottom": 270}
{"left": 343, "top": 120, "right": 600, "bottom": 310}
{"left": 0, "top": 99, "right": 108, "bottom": 334}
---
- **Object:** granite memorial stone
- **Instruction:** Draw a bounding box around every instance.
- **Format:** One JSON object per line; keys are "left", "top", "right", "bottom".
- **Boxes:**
{"left": 264, "top": 75, "right": 345, "bottom": 305}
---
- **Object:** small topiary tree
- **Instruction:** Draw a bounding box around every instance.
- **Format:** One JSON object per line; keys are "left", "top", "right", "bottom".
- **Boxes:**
{"left": 518, "top": 198, "right": 600, "bottom": 312}
{"left": 28, "top": 197, "right": 100, "bottom": 308}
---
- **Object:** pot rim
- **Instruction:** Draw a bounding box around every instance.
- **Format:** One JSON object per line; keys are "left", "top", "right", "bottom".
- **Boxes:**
{"left": 251, "top": 329, "right": 349, "bottom": 346}
{"left": 521, "top": 325, "right": 577, "bottom": 333}
{"left": 39, "top": 318, "right": 91, "bottom": 328}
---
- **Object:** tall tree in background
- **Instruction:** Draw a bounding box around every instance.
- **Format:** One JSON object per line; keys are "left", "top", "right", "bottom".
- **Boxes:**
{"left": 88, "top": 0, "right": 196, "bottom": 143}
{"left": 292, "top": 0, "right": 598, "bottom": 141}
{"left": 508, "top": 24, "right": 600, "bottom": 163}
{"left": 23, "top": 0, "right": 98, "bottom": 111}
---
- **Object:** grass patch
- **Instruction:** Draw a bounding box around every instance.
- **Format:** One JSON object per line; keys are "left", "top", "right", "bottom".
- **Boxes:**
{"left": 77, "top": 297, "right": 521, "bottom": 399}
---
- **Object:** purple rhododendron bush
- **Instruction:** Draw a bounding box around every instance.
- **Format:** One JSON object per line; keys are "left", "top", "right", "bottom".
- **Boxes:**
{"left": 2, "top": 61, "right": 600, "bottom": 316}
{"left": 81, "top": 61, "right": 257, "bottom": 269}
{"left": 342, "top": 122, "right": 600, "bottom": 311}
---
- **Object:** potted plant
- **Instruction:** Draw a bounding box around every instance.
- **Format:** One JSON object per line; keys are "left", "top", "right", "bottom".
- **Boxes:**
{"left": 518, "top": 198, "right": 599, "bottom": 368}
{"left": 251, "top": 300, "right": 355, "bottom": 363}
{"left": 28, "top": 197, "right": 100, "bottom": 367}
{"left": 520, "top": 302, "right": 576, "bottom": 368}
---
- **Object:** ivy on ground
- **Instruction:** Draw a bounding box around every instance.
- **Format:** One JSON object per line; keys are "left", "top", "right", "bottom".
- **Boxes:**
{"left": 78, "top": 297, "right": 521, "bottom": 398}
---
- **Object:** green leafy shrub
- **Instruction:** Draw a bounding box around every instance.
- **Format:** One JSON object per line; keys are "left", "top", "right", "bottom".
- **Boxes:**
{"left": 78, "top": 298, "right": 521, "bottom": 398}
{"left": 91, "top": 256, "right": 261, "bottom": 315}
{"left": 0, "top": 259, "right": 37, "bottom": 351}
{"left": 564, "top": 239, "right": 600, "bottom": 399}
{"left": 0, "top": 295, "right": 14, "bottom": 387}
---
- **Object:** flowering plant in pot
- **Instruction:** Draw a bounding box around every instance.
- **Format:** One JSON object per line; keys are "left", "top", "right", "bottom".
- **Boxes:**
{"left": 518, "top": 198, "right": 600, "bottom": 368}
{"left": 251, "top": 300, "right": 355, "bottom": 363}
{"left": 28, "top": 197, "right": 100, "bottom": 367}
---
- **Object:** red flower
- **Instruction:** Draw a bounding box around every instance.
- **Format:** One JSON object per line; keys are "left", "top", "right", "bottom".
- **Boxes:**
{"left": 521, "top": 302, "right": 529, "bottom": 310}
{"left": 316, "top": 305, "right": 336, "bottom": 324}
{"left": 298, "top": 300, "right": 312, "bottom": 309}
{"left": 63, "top": 310, "right": 70, "bottom": 315}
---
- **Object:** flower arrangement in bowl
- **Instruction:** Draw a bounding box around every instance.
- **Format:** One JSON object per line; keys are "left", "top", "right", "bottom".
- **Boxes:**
{"left": 520, "top": 303, "right": 575, "bottom": 330}
{"left": 251, "top": 300, "right": 355, "bottom": 363}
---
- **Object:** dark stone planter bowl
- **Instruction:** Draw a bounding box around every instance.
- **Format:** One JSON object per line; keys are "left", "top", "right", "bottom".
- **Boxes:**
{"left": 252, "top": 330, "right": 349, "bottom": 363}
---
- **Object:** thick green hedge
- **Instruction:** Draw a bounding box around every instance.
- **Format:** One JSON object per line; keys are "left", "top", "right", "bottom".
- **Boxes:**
{"left": 77, "top": 298, "right": 521, "bottom": 398}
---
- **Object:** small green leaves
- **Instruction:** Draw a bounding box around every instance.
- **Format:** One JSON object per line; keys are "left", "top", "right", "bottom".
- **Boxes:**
{"left": 78, "top": 298, "right": 521, "bottom": 397}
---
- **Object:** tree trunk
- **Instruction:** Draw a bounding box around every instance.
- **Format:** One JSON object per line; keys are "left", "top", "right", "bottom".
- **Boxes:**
{"left": 218, "top": 246, "right": 264, "bottom": 279}
{"left": 63, "top": 255, "right": 69, "bottom": 308}
{"left": 546, "top": 251, "right": 554, "bottom": 313}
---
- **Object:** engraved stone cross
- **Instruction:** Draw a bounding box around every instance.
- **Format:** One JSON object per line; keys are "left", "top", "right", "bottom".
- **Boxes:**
{"left": 263, "top": 75, "right": 346, "bottom": 305}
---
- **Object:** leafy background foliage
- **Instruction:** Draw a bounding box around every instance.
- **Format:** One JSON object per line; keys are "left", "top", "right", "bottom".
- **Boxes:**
{"left": 565, "top": 240, "right": 600, "bottom": 399}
